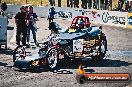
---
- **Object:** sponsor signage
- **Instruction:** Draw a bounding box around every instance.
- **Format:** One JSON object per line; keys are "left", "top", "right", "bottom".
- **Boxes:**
{"left": 127, "top": 13, "right": 132, "bottom": 29}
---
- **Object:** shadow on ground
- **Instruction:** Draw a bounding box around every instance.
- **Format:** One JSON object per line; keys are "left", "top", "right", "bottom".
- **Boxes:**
{"left": 14, "top": 58, "right": 132, "bottom": 74}
{"left": 0, "top": 62, "right": 12, "bottom": 68}
{"left": 0, "top": 48, "right": 13, "bottom": 55}
{"left": 0, "top": 62, "right": 8, "bottom": 67}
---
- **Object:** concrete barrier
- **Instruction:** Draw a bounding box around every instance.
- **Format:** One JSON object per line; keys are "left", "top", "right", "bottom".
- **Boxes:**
{"left": 5, "top": 5, "right": 128, "bottom": 28}
{"left": 73, "top": 9, "right": 128, "bottom": 28}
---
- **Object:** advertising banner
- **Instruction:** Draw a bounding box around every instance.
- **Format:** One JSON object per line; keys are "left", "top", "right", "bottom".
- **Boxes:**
{"left": 127, "top": 13, "right": 132, "bottom": 29}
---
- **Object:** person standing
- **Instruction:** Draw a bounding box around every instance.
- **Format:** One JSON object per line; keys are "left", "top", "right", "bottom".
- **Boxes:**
{"left": 70, "top": 0, "right": 74, "bottom": 8}
{"left": 125, "top": 0, "right": 128, "bottom": 11}
{"left": 88, "top": 0, "right": 92, "bottom": 9}
{"left": 120, "top": 0, "right": 124, "bottom": 11}
{"left": 74, "top": 0, "right": 79, "bottom": 8}
{"left": 26, "top": 6, "right": 38, "bottom": 45}
{"left": 58, "top": 0, "right": 61, "bottom": 7}
{"left": 105, "top": 0, "right": 108, "bottom": 10}
{"left": 1, "top": 2, "right": 7, "bottom": 12}
{"left": 0, "top": 2, "right": 7, "bottom": 16}
{"left": 49, "top": 0, "right": 55, "bottom": 6}
{"left": 15, "top": 6, "right": 27, "bottom": 46}
{"left": 47, "top": 7, "right": 56, "bottom": 24}
{"left": 81, "top": 0, "right": 85, "bottom": 8}
{"left": 109, "top": 0, "right": 112, "bottom": 10}
{"left": 96, "top": 0, "right": 99, "bottom": 9}
{"left": 67, "top": 0, "right": 70, "bottom": 7}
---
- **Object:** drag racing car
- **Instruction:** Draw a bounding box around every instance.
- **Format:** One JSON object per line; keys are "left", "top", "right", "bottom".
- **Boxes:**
{"left": 13, "top": 16, "right": 107, "bottom": 70}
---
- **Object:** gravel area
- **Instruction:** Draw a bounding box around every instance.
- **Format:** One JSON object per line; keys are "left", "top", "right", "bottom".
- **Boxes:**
{"left": 0, "top": 17, "right": 132, "bottom": 87}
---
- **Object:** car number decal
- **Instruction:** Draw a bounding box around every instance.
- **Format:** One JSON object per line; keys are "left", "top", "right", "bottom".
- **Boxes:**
{"left": 73, "top": 39, "right": 83, "bottom": 52}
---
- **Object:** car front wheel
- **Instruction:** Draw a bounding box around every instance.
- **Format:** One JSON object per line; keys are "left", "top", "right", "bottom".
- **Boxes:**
{"left": 47, "top": 48, "right": 58, "bottom": 70}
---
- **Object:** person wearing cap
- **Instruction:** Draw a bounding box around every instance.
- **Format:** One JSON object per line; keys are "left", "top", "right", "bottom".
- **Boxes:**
{"left": 26, "top": 6, "right": 38, "bottom": 45}
{"left": 14, "top": 6, "right": 27, "bottom": 46}
{"left": 78, "top": 18, "right": 85, "bottom": 29}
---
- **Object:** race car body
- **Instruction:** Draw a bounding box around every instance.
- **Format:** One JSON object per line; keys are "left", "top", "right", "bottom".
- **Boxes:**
{"left": 13, "top": 46, "right": 47, "bottom": 69}
{"left": 13, "top": 16, "right": 107, "bottom": 70}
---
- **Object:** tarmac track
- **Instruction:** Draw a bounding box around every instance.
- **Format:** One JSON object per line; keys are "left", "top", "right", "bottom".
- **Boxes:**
{"left": 0, "top": 17, "right": 132, "bottom": 87}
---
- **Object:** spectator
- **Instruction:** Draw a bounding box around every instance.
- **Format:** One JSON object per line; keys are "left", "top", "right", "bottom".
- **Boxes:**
{"left": 1, "top": 2, "right": 7, "bottom": 11}
{"left": 47, "top": 7, "right": 56, "bottom": 24}
{"left": 15, "top": 6, "right": 27, "bottom": 46}
{"left": 93, "top": 0, "right": 99, "bottom": 9}
{"left": 93, "top": 0, "right": 95, "bottom": 9}
{"left": 109, "top": 0, "right": 112, "bottom": 10}
{"left": 67, "top": 0, "right": 70, "bottom": 7}
{"left": 58, "top": 0, "right": 61, "bottom": 7}
{"left": 88, "top": 0, "right": 92, "bottom": 9}
{"left": 0, "top": 2, "right": 7, "bottom": 16}
{"left": 125, "top": 0, "right": 129, "bottom": 11}
{"left": 70, "top": 0, "right": 74, "bottom": 8}
{"left": 105, "top": 0, "right": 108, "bottom": 10}
{"left": 49, "top": 0, "right": 55, "bottom": 6}
{"left": 74, "top": 0, "right": 79, "bottom": 8}
{"left": 26, "top": 6, "right": 38, "bottom": 45}
{"left": 96, "top": 0, "right": 99, "bottom": 9}
{"left": 118, "top": 0, "right": 124, "bottom": 11}
{"left": 84, "top": 0, "right": 88, "bottom": 9}
{"left": 100, "top": 0, "right": 104, "bottom": 10}
{"left": 25, "top": 6, "right": 29, "bottom": 13}
{"left": 128, "top": 1, "right": 132, "bottom": 12}
{"left": 81, "top": 0, "right": 87, "bottom": 9}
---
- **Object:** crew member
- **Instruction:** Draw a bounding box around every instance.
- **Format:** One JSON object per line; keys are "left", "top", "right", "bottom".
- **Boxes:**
{"left": 26, "top": 6, "right": 38, "bottom": 45}
{"left": 15, "top": 6, "right": 27, "bottom": 46}
{"left": 0, "top": 2, "right": 7, "bottom": 16}
{"left": 47, "top": 7, "right": 56, "bottom": 24}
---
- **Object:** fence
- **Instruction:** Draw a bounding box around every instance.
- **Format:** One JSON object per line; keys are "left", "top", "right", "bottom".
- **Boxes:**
{"left": 5, "top": 5, "right": 131, "bottom": 29}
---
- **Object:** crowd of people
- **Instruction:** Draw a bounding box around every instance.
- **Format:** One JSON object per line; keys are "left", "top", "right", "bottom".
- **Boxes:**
{"left": 48, "top": 0, "right": 132, "bottom": 12}
{"left": 15, "top": 6, "right": 38, "bottom": 47}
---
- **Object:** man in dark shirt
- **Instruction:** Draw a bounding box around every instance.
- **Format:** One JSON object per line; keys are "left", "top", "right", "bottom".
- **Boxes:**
{"left": 75, "top": 0, "right": 79, "bottom": 8}
{"left": 105, "top": 0, "right": 108, "bottom": 10}
{"left": 15, "top": 6, "right": 27, "bottom": 46}
{"left": 88, "top": 0, "right": 92, "bottom": 9}
{"left": 1, "top": 2, "right": 7, "bottom": 11}
{"left": 58, "top": 0, "right": 61, "bottom": 7}
{"left": 26, "top": 6, "right": 38, "bottom": 45}
{"left": 0, "top": 2, "right": 7, "bottom": 16}
{"left": 67, "top": 0, "right": 70, "bottom": 7}
{"left": 100, "top": 0, "right": 104, "bottom": 10}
